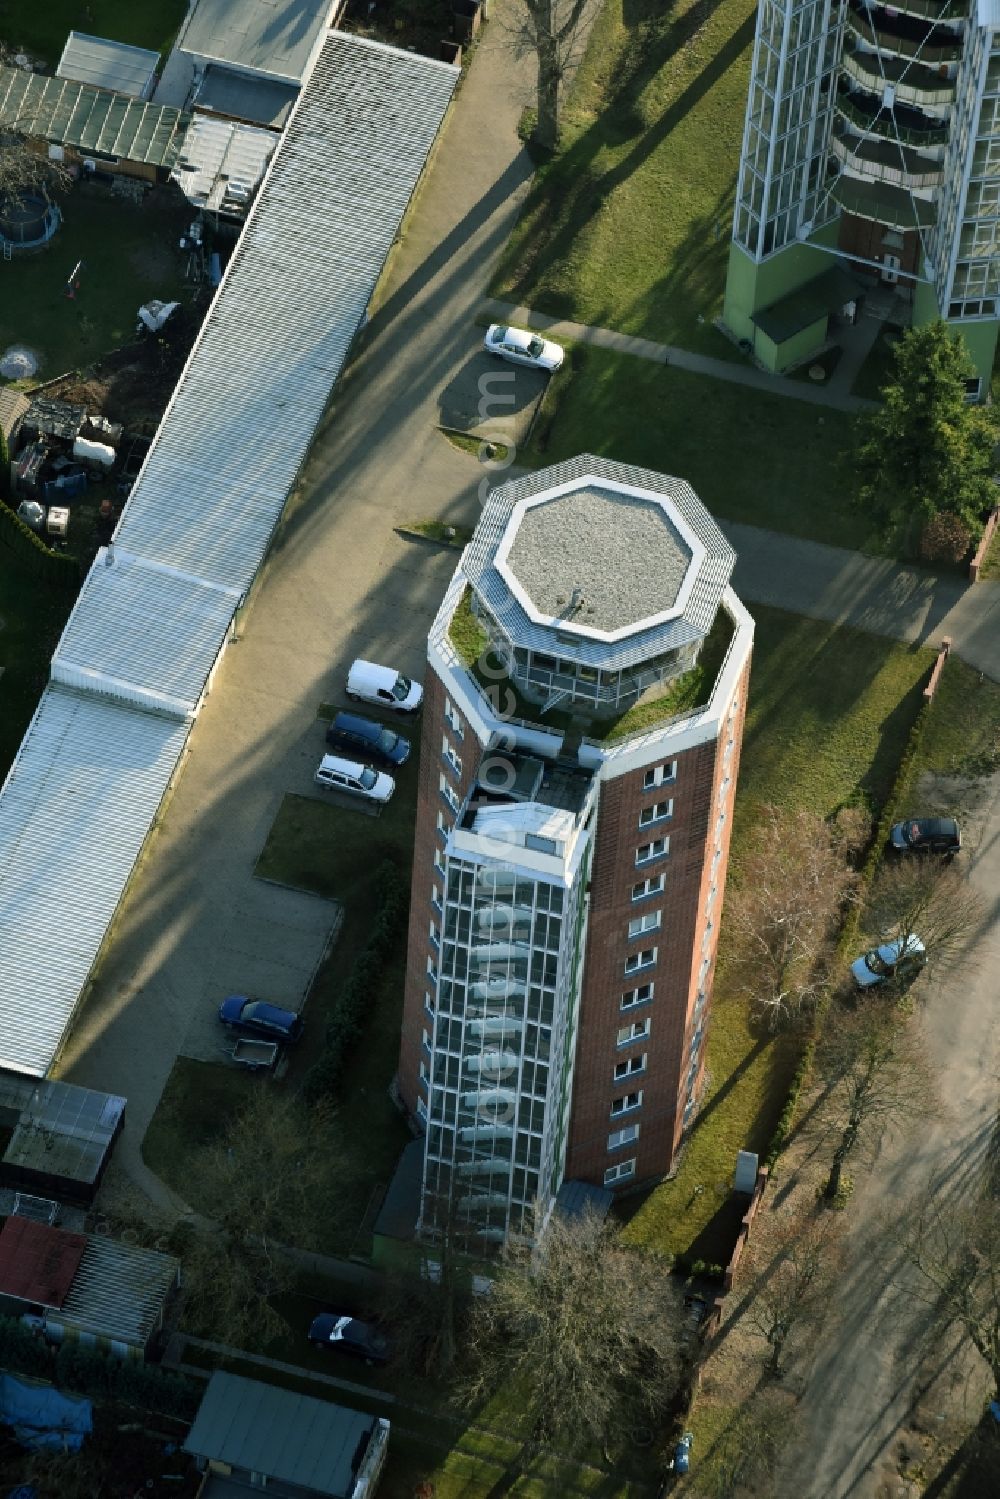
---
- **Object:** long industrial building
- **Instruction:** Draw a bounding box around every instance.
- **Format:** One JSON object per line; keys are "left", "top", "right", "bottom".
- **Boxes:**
{"left": 0, "top": 32, "right": 457, "bottom": 1079}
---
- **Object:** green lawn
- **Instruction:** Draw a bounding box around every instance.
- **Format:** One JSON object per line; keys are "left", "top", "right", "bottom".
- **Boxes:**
{"left": 0, "top": 560, "right": 73, "bottom": 776}
{"left": 907, "top": 652, "right": 1000, "bottom": 782}
{"left": 492, "top": 0, "right": 756, "bottom": 354}
{"left": 0, "top": 1, "right": 187, "bottom": 63}
{"left": 0, "top": 183, "right": 192, "bottom": 380}
{"left": 527, "top": 343, "right": 873, "bottom": 550}
{"left": 620, "top": 606, "right": 935, "bottom": 1263}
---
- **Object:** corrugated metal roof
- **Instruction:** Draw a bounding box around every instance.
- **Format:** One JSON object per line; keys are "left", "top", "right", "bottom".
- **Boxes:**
{"left": 172, "top": 113, "right": 280, "bottom": 214}
{"left": 463, "top": 456, "right": 735, "bottom": 672}
{"left": 0, "top": 687, "right": 188, "bottom": 1076}
{"left": 52, "top": 548, "right": 240, "bottom": 720}
{"left": 184, "top": 1371, "right": 378, "bottom": 1496}
{"left": 58, "top": 1234, "right": 179, "bottom": 1348}
{"left": 0, "top": 66, "right": 188, "bottom": 167}
{"left": 0, "top": 1217, "right": 86, "bottom": 1307}
{"left": 116, "top": 32, "right": 458, "bottom": 591}
{"left": 0, "top": 388, "right": 29, "bottom": 443}
{"left": 0, "top": 32, "right": 456, "bottom": 1083}
{"left": 177, "top": 0, "right": 337, "bottom": 81}
{"left": 56, "top": 32, "right": 160, "bottom": 99}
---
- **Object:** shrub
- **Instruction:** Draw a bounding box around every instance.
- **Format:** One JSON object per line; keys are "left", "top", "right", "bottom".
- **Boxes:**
{"left": 303, "top": 860, "right": 407, "bottom": 1102}
{"left": 919, "top": 510, "right": 972, "bottom": 565}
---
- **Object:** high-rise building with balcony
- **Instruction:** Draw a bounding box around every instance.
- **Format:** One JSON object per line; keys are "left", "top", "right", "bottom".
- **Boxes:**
{"left": 396, "top": 456, "right": 754, "bottom": 1250}
{"left": 723, "top": 0, "right": 1000, "bottom": 390}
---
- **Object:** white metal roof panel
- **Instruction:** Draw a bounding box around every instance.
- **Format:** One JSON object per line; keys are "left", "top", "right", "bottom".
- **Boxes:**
{"left": 173, "top": 113, "right": 280, "bottom": 213}
{"left": 0, "top": 687, "right": 188, "bottom": 1077}
{"left": 56, "top": 32, "right": 160, "bottom": 98}
{"left": 115, "top": 32, "right": 458, "bottom": 592}
{"left": 51, "top": 549, "right": 240, "bottom": 719}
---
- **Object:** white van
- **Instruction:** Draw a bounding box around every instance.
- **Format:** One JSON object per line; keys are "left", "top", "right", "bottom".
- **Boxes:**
{"left": 314, "top": 754, "right": 395, "bottom": 805}
{"left": 346, "top": 658, "right": 423, "bottom": 714}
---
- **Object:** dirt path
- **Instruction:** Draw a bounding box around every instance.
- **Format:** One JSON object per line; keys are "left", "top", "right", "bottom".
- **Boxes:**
{"left": 774, "top": 767, "right": 1000, "bottom": 1498}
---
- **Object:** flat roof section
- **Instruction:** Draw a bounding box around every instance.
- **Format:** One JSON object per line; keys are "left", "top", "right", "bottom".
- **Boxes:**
{"left": 193, "top": 64, "right": 298, "bottom": 128}
{"left": 505, "top": 485, "right": 692, "bottom": 634}
{"left": 56, "top": 32, "right": 160, "bottom": 98}
{"left": 177, "top": 0, "right": 338, "bottom": 81}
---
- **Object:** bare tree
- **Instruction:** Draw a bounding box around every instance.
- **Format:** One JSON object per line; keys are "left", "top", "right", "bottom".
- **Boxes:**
{"left": 818, "top": 1011, "right": 932, "bottom": 1202}
{"left": 456, "top": 1205, "right": 686, "bottom": 1472}
{"left": 501, "top": 0, "right": 598, "bottom": 150}
{"left": 725, "top": 804, "right": 864, "bottom": 1030}
{"left": 180, "top": 1090, "right": 356, "bottom": 1347}
{"left": 0, "top": 53, "right": 72, "bottom": 205}
{"left": 905, "top": 1183, "right": 1000, "bottom": 1398}
{"left": 865, "top": 860, "right": 984, "bottom": 988}
{"left": 694, "top": 1393, "right": 787, "bottom": 1498}
{"left": 378, "top": 1189, "right": 467, "bottom": 1379}
{"left": 747, "top": 1213, "right": 842, "bottom": 1375}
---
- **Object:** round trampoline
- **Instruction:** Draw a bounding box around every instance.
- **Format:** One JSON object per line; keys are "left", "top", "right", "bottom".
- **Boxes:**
{"left": 0, "top": 193, "right": 61, "bottom": 252}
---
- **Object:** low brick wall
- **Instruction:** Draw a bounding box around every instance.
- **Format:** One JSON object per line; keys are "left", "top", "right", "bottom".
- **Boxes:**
{"left": 702, "top": 1166, "right": 769, "bottom": 1337}
{"left": 970, "top": 508, "right": 999, "bottom": 582}
{"left": 923, "top": 637, "right": 951, "bottom": 700}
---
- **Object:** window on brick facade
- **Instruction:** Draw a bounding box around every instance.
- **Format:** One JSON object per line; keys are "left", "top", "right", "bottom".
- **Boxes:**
{"left": 440, "top": 773, "right": 460, "bottom": 814}
{"left": 614, "top": 1053, "right": 648, "bottom": 1080}
{"left": 608, "top": 1122, "right": 640, "bottom": 1151}
{"left": 429, "top": 920, "right": 440, "bottom": 948}
{"left": 624, "top": 947, "right": 657, "bottom": 975}
{"left": 636, "top": 837, "right": 669, "bottom": 866}
{"left": 617, "top": 1018, "right": 651, "bottom": 1047}
{"left": 643, "top": 761, "right": 677, "bottom": 790}
{"left": 610, "top": 1090, "right": 642, "bottom": 1117}
{"left": 621, "top": 983, "right": 654, "bottom": 1011}
{"left": 604, "top": 1157, "right": 636, "bottom": 1185}
{"left": 444, "top": 696, "right": 464, "bottom": 738}
{"left": 628, "top": 910, "right": 661, "bottom": 939}
{"left": 442, "top": 735, "right": 462, "bottom": 777}
{"left": 639, "top": 799, "right": 673, "bottom": 828}
{"left": 632, "top": 873, "right": 665, "bottom": 901}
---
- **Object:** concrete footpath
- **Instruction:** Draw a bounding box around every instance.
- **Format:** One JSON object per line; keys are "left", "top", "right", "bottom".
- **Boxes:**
{"left": 723, "top": 521, "right": 1000, "bottom": 682}
{"left": 481, "top": 296, "right": 876, "bottom": 413}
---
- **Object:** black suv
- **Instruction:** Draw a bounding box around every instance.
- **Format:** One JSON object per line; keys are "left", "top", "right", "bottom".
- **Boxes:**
{"left": 889, "top": 816, "right": 961, "bottom": 857}
{"left": 325, "top": 711, "right": 410, "bottom": 768}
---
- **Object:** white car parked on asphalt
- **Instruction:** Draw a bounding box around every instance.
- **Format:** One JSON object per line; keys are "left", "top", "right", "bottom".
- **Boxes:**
{"left": 483, "top": 323, "right": 564, "bottom": 371}
{"left": 314, "top": 754, "right": 394, "bottom": 805}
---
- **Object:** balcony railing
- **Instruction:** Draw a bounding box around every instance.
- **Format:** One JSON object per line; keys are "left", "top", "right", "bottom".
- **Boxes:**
{"left": 871, "top": 0, "right": 967, "bottom": 19}
{"left": 831, "top": 128, "right": 943, "bottom": 189}
{"left": 835, "top": 89, "right": 949, "bottom": 146}
{"left": 845, "top": 7, "right": 963, "bottom": 63}
{"left": 842, "top": 44, "right": 956, "bottom": 106}
{"left": 830, "top": 171, "right": 938, "bottom": 228}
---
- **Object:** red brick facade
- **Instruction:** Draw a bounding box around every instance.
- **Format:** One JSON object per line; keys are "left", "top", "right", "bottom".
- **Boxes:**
{"left": 565, "top": 655, "right": 751, "bottom": 1190}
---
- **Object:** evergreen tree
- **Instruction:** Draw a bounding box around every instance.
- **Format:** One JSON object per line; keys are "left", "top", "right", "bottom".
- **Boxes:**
{"left": 855, "top": 320, "right": 997, "bottom": 548}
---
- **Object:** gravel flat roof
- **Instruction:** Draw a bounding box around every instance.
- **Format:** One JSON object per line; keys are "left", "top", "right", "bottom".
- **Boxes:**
{"left": 506, "top": 486, "right": 691, "bottom": 632}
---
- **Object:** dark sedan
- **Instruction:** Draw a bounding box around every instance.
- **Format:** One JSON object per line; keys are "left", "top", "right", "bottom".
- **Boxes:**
{"left": 307, "top": 1313, "right": 390, "bottom": 1365}
{"left": 217, "top": 995, "right": 304, "bottom": 1043}
{"left": 889, "top": 816, "right": 961, "bottom": 857}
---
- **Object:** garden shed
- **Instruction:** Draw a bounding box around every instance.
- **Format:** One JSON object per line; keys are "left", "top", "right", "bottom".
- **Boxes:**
{"left": 56, "top": 33, "right": 160, "bottom": 101}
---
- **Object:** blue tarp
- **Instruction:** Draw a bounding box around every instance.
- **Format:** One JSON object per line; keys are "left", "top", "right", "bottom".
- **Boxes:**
{"left": 0, "top": 1374, "right": 92, "bottom": 1451}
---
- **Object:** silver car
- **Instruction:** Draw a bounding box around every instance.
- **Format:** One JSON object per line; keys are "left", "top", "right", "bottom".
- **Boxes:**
{"left": 483, "top": 323, "right": 564, "bottom": 371}
{"left": 314, "top": 754, "right": 394, "bottom": 805}
{"left": 850, "top": 934, "right": 926, "bottom": 989}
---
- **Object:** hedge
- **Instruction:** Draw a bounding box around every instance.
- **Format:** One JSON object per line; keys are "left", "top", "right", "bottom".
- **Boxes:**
{"left": 302, "top": 860, "right": 407, "bottom": 1103}
{"left": 0, "top": 1313, "right": 201, "bottom": 1420}
{"left": 0, "top": 497, "right": 81, "bottom": 587}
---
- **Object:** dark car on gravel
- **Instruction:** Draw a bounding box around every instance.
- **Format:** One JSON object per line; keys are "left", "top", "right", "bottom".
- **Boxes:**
{"left": 307, "top": 1314, "right": 391, "bottom": 1365}
{"left": 217, "top": 995, "right": 303, "bottom": 1043}
{"left": 889, "top": 816, "right": 961, "bottom": 857}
